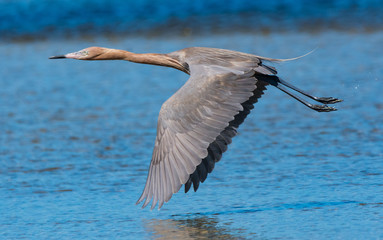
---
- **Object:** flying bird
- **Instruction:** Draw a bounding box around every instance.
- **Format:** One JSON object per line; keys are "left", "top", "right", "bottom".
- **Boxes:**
{"left": 50, "top": 46, "right": 342, "bottom": 209}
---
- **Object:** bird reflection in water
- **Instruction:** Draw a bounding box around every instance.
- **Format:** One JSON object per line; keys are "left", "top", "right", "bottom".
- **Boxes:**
{"left": 145, "top": 216, "right": 246, "bottom": 240}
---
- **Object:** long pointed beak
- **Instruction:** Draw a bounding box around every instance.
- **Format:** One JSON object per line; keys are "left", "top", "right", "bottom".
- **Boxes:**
{"left": 49, "top": 55, "right": 67, "bottom": 59}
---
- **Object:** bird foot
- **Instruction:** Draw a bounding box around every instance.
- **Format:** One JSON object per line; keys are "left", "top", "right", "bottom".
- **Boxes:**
{"left": 311, "top": 104, "right": 338, "bottom": 112}
{"left": 316, "top": 97, "right": 343, "bottom": 104}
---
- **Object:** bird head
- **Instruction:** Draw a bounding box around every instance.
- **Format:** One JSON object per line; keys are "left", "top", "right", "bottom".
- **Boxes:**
{"left": 49, "top": 47, "right": 105, "bottom": 60}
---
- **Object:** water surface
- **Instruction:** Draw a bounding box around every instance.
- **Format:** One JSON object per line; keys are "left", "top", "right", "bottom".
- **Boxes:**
{"left": 0, "top": 32, "right": 382, "bottom": 239}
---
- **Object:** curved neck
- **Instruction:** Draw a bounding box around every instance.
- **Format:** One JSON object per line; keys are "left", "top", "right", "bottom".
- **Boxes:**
{"left": 94, "top": 48, "right": 189, "bottom": 74}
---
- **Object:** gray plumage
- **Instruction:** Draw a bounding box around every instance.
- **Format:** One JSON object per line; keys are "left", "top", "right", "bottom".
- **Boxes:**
{"left": 137, "top": 47, "right": 308, "bottom": 209}
{"left": 50, "top": 46, "right": 342, "bottom": 210}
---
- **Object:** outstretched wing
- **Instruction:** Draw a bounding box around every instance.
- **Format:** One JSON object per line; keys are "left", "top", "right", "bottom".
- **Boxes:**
{"left": 136, "top": 62, "right": 275, "bottom": 209}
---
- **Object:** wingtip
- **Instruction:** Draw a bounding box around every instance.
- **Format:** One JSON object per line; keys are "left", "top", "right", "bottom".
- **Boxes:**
{"left": 150, "top": 203, "right": 156, "bottom": 210}
{"left": 136, "top": 195, "right": 144, "bottom": 205}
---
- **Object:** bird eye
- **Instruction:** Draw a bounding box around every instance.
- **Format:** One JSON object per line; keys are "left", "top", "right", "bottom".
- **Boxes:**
{"left": 81, "top": 50, "right": 89, "bottom": 56}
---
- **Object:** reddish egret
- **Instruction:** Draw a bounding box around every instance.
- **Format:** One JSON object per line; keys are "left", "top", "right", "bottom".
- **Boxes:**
{"left": 50, "top": 47, "right": 342, "bottom": 209}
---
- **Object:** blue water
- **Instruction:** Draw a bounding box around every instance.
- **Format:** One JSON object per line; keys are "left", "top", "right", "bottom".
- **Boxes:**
{"left": 1, "top": 30, "right": 382, "bottom": 239}
{"left": 1, "top": 0, "right": 383, "bottom": 40}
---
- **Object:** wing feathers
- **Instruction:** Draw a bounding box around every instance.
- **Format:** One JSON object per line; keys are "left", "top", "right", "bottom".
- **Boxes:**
{"left": 137, "top": 61, "right": 272, "bottom": 209}
{"left": 185, "top": 80, "right": 268, "bottom": 193}
{"left": 197, "top": 161, "right": 208, "bottom": 183}
{"left": 173, "top": 140, "right": 195, "bottom": 173}
{"left": 167, "top": 152, "right": 182, "bottom": 192}
{"left": 150, "top": 165, "right": 159, "bottom": 209}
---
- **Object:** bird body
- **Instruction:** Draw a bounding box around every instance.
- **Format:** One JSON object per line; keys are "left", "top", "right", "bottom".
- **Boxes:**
{"left": 50, "top": 46, "right": 341, "bottom": 210}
